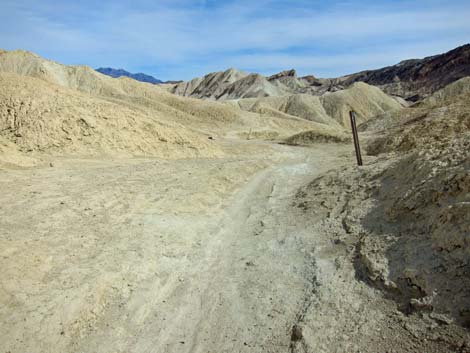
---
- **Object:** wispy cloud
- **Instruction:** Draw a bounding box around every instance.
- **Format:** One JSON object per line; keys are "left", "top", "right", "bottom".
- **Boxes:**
{"left": 1, "top": 0, "right": 469, "bottom": 79}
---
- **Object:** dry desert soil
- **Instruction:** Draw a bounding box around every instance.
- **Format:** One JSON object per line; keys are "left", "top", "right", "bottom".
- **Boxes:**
{"left": 2, "top": 139, "right": 469, "bottom": 353}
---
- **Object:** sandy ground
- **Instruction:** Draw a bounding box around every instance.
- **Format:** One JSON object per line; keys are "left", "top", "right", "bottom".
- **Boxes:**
{"left": 1, "top": 140, "right": 469, "bottom": 353}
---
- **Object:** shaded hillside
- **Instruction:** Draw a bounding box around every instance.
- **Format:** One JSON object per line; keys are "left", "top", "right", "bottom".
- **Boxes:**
{"left": 339, "top": 43, "right": 470, "bottom": 101}
{"left": 96, "top": 67, "right": 162, "bottom": 84}
{"left": 361, "top": 83, "right": 470, "bottom": 326}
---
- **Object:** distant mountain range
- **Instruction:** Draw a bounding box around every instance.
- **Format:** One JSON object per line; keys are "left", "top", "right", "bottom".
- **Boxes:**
{"left": 96, "top": 67, "right": 163, "bottom": 84}
{"left": 166, "top": 44, "right": 470, "bottom": 101}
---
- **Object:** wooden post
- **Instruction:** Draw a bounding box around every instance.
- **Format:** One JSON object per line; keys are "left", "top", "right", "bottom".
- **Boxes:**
{"left": 349, "top": 111, "right": 363, "bottom": 166}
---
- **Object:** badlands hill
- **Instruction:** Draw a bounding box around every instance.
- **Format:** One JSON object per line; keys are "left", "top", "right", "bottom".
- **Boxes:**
{"left": 168, "top": 68, "right": 250, "bottom": 99}
{"left": 165, "top": 62, "right": 403, "bottom": 130}
{"left": 275, "top": 82, "right": 403, "bottom": 146}
{"left": 0, "top": 49, "right": 406, "bottom": 165}
{"left": 166, "top": 44, "right": 470, "bottom": 102}
{"left": 0, "top": 49, "right": 350, "bottom": 165}
{"left": 165, "top": 67, "right": 333, "bottom": 100}
{"left": 166, "top": 68, "right": 322, "bottom": 100}
{"left": 235, "top": 82, "right": 403, "bottom": 127}
{"left": 0, "top": 72, "right": 217, "bottom": 159}
{"left": 364, "top": 76, "right": 470, "bottom": 156}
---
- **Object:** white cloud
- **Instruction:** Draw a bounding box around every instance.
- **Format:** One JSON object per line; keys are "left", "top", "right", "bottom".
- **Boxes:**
{"left": 0, "top": 0, "right": 469, "bottom": 79}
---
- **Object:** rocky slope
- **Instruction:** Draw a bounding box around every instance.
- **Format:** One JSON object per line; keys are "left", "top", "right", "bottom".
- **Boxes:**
{"left": 165, "top": 68, "right": 280, "bottom": 99}
{"left": 165, "top": 68, "right": 336, "bottom": 100}
{"left": 294, "top": 79, "right": 470, "bottom": 349}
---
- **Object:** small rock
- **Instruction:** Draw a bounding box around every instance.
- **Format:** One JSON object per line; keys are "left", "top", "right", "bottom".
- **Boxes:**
{"left": 410, "top": 296, "right": 433, "bottom": 312}
{"left": 429, "top": 312, "right": 453, "bottom": 325}
{"left": 49, "top": 162, "right": 54, "bottom": 167}
{"left": 403, "top": 322, "right": 420, "bottom": 339}
{"left": 291, "top": 325, "right": 303, "bottom": 341}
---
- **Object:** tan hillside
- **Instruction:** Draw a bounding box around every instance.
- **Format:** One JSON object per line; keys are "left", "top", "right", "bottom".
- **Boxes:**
{"left": 366, "top": 89, "right": 470, "bottom": 156}
{"left": 283, "top": 94, "right": 337, "bottom": 125}
{"left": 0, "top": 50, "right": 245, "bottom": 130}
{"left": 0, "top": 50, "right": 121, "bottom": 95}
{"left": 0, "top": 135, "right": 39, "bottom": 167}
{"left": 320, "top": 82, "right": 403, "bottom": 126}
{"left": 421, "top": 76, "right": 470, "bottom": 106}
{"left": 234, "top": 83, "right": 402, "bottom": 130}
{"left": 238, "top": 94, "right": 340, "bottom": 127}
{"left": 166, "top": 68, "right": 292, "bottom": 100}
{"left": 219, "top": 73, "right": 289, "bottom": 99}
{"left": 169, "top": 68, "right": 249, "bottom": 99}
{"left": 355, "top": 82, "right": 463, "bottom": 133}
{"left": 0, "top": 72, "right": 220, "bottom": 159}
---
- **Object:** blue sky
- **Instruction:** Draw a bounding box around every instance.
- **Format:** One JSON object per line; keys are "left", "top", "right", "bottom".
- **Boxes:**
{"left": 1, "top": 0, "right": 469, "bottom": 80}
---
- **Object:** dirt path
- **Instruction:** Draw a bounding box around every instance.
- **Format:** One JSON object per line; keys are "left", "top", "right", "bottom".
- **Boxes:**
{"left": 149, "top": 144, "right": 350, "bottom": 353}
{"left": 0, "top": 141, "right": 354, "bottom": 353}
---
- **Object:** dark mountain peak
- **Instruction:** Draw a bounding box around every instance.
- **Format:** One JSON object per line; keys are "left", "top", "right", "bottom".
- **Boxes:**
{"left": 342, "top": 43, "right": 470, "bottom": 100}
{"left": 96, "top": 67, "right": 162, "bottom": 84}
{"left": 164, "top": 80, "right": 183, "bottom": 84}
{"left": 268, "top": 69, "right": 297, "bottom": 81}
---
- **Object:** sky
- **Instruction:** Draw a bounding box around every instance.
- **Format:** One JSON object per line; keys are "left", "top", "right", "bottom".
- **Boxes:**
{"left": 1, "top": 0, "right": 469, "bottom": 81}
